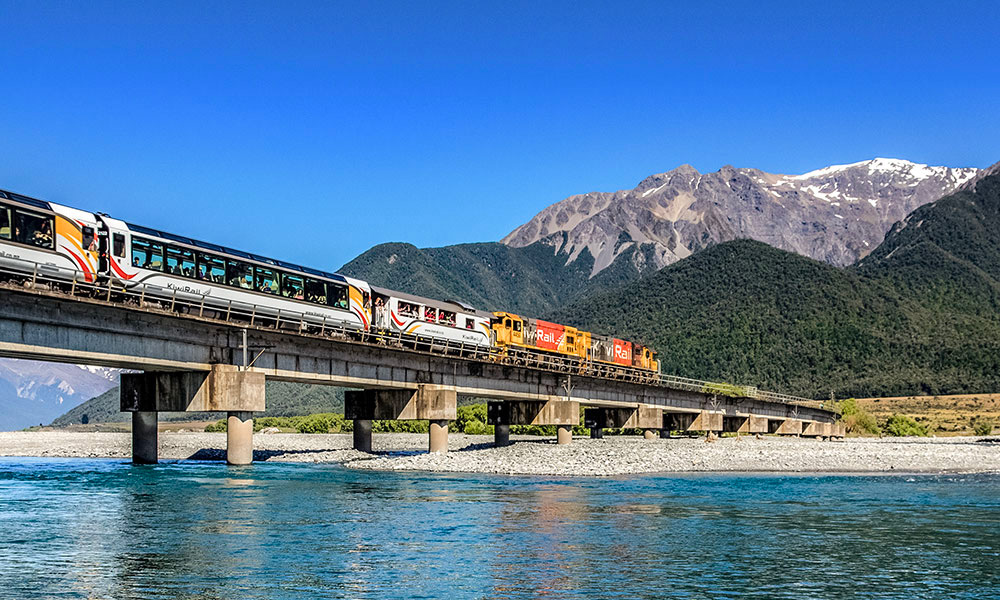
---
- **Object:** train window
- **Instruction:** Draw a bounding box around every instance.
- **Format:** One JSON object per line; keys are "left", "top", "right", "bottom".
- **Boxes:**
{"left": 328, "top": 283, "right": 349, "bottom": 309}
{"left": 504, "top": 318, "right": 511, "bottom": 328}
{"left": 465, "top": 318, "right": 475, "bottom": 330}
{"left": 398, "top": 301, "right": 419, "bottom": 319}
{"left": 513, "top": 320, "right": 522, "bottom": 333}
{"left": 14, "top": 210, "right": 54, "bottom": 249}
{"left": 566, "top": 336, "right": 575, "bottom": 346}
{"left": 131, "top": 237, "right": 163, "bottom": 270}
{"left": 439, "top": 310, "right": 456, "bottom": 327}
{"left": 304, "top": 278, "right": 327, "bottom": 304}
{"left": 281, "top": 273, "right": 305, "bottom": 300}
{"left": 112, "top": 233, "right": 126, "bottom": 258}
{"left": 166, "top": 246, "right": 195, "bottom": 278}
{"left": 254, "top": 267, "right": 278, "bottom": 294}
{"left": 0, "top": 205, "right": 10, "bottom": 240}
{"left": 424, "top": 307, "right": 437, "bottom": 323}
{"left": 226, "top": 260, "right": 253, "bottom": 289}
{"left": 82, "top": 227, "right": 97, "bottom": 252}
{"left": 197, "top": 253, "right": 226, "bottom": 283}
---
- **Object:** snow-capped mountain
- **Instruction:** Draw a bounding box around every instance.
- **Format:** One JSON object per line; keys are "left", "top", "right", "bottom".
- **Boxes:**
{"left": 0, "top": 358, "right": 121, "bottom": 430}
{"left": 503, "top": 158, "right": 979, "bottom": 274}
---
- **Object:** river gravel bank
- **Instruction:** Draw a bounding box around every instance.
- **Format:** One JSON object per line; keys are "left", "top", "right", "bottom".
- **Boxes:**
{"left": 1, "top": 431, "right": 998, "bottom": 476}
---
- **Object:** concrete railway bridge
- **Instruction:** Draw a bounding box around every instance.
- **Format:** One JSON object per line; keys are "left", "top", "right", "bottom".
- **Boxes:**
{"left": 0, "top": 271, "right": 842, "bottom": 465}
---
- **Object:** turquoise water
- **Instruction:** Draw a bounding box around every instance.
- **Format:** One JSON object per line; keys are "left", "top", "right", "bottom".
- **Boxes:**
{"left": 0, "top": 459, "right": 998, "bottom": 599}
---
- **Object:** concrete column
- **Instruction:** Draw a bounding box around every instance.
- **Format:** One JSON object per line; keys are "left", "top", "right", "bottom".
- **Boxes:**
{"left": 354, "top": 419, "right": 372, "bottom": 452}
{"left": 557, "top": 425, "right": 572, "bottom": 445}
{"left": 429, "top": 420, "right": 449, "bottom": 453}
{"left": 644, "top": 429, "right": 657, "bottom": 440}
{"left": 494, "top": 423, "right": 510, "bottom": 447}
{"left": 131, "top": 411, "right": 158, "bottom": 464}
{"left": 590, "top": 427, "right": 603, "bottom": 439}
{"left": 226, "top": 411, "right": 254, "bottom": 465}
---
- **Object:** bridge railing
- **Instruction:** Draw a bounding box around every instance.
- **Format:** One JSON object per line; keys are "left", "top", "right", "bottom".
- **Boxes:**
{"left": 0, "top": 256, "right": 817, "bottom": 406}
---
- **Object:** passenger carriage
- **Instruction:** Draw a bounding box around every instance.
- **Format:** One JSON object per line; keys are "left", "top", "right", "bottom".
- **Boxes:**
{"left": 99, "top": 216, "right": 372, "bottom": 331}
{"left": 371, "top": 287, "right": 492, "bottom": 348}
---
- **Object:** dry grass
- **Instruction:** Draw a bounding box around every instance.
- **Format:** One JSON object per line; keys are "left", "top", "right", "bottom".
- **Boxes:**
{"left": 855, "top": 393, "right": 1000, "bottom": 435}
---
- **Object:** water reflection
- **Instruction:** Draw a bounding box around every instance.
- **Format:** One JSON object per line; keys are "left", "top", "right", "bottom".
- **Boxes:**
{"left": 0, "top": 460, "right": 997, "bottom": 599}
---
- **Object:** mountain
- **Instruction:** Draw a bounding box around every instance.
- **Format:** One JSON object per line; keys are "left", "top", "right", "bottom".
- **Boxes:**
{"left": 0, "top": 358, "right": 120, "bottom": 430}
{"left": 504, "top": 159, "right": 979, "bottom": 275}
{"left": 551, "top": 163, "right": 1000, "bottom": 399}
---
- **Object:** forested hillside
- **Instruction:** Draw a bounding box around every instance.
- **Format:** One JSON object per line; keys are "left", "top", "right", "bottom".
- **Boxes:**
{"left": 339, "top": 236, "right": 657, "bottom": 315}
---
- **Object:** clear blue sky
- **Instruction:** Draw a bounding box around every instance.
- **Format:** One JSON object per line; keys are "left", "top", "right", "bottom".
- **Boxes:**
{"left": 1, "top": 1, "right": 997, "bottom": 271}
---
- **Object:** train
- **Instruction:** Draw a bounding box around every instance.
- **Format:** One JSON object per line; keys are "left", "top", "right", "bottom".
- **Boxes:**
{"left": 0, "top": 188, "right": 659, "bottom": 378}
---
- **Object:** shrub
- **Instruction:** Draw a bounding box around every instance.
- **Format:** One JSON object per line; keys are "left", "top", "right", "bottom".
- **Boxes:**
{"left": 972, "top": 418, "right": 994, "bottom": 436}
{"left": 883, "top": 414, "right": 928, "bottom": 437}
{"left": 836, "top": 398, "right": 880, "bottom": 435}
{"left": 462, "top": 420, "right": 493, "bottom": 435}
{"left": 205, "top": 419, "right": 227, "bottom": 432}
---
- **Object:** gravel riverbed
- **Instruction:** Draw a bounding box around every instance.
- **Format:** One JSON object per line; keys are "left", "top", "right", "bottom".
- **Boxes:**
{"left": 1, "top": 431, "right": 998, "bottom": 476}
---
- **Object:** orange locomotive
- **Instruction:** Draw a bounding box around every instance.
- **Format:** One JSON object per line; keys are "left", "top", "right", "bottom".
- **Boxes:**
{"left": 491, "top": 311, "right": 659, "bottom": 376}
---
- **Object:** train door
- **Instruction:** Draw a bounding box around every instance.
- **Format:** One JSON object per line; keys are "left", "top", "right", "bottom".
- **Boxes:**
{"left": 510, "top": 317, "right": 524, "bottom": 345}
{"left": 373, "top": 292, "right": 390, "bottom": 329}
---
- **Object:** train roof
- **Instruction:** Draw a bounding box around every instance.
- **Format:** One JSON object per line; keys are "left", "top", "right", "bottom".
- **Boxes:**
{"left": 123, "top": 221, "right": 348, "bottom": 284}
{"left": 0, "top": 189, "right": 52, "bottom": 211}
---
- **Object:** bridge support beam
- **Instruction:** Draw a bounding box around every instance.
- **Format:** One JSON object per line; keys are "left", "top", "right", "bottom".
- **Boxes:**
{"left": 770, "top": 419, "right": 803, "bottom": 436}
{"left": 585, "top": 406, "right": 663, "bottom": 439}
{"left": 724, "top": 415, "right": 769, "bottom": 435}
{"left": 121, "top": 365, "right": 265, "bottom": 465}
{"left": 666, "top": 411, "right": 723, "bottom": 434}
{"left": 489, "top": 400, "right": 579, "bottom": 446}
{"left": 345, "top": 385, "right": 457, "bottom": 453}
{"left": 802, "top": 421, "right": 833, "bottom": 438}
{"left": 131, "top": 411, "right": 158, "bottom": 464}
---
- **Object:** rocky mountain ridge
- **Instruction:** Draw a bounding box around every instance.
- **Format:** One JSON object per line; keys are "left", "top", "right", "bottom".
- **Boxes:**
{"left": 0, "top": 359, "right": 120, "bottom": 430}
{"left": 503, "top": 158, "right": 979, "bottom": 275}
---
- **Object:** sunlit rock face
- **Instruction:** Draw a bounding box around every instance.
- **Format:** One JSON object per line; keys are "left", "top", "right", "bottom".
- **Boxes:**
{"left": 503, "top": 159, "right": 979, "bottom": 276}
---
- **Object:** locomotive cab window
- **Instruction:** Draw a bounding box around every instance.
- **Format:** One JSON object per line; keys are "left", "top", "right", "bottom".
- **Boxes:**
{"left": 254, "top": 267, "right": 278, "bottom": 294}
{"left": 227, "top": 260, "right": 253, "bottom": 289}
{"left": 166, "top": 246, "right": 195, "bottom": 277}
{"left": 131, "top": 237, "right": 163, "bottom": 270}
{"left": 513, "top": 320, "right": 522, "bottom": 333}
{"left": 0, "top": 204, "right": 10, "bottom": 239}
{"left": 281, "top": 273, "right": 305, "bottom": 300}
{"left": 566, "top": 336, "right": 575, "bottom": 346}
{"left": 14, "top": 210, "right": 54, "bottom": 249}
{"left": 112, "top": 233, "right": 126, "bottom": 258}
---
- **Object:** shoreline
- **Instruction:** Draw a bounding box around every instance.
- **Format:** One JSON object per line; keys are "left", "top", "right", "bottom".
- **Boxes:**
{"left": 1, "top": 431, "right": 998, "bottom": 477}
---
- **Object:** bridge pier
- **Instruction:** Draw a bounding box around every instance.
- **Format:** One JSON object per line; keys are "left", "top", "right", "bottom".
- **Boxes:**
{"left": 131, "top": 411, "right": 158, "bottom": 464}
{"left": 494, "top": 423, "right": 511, "bottom": 446}
{"left": 489, "top": 400, "right": 580, "bottom": 446}
{"left": 227, "top": 412, "right": 254, "bottom": 465}
{"left": 353, "top": 419, "right": 373, "bottom": 452}
{"left": 345, "top": 385, "right": 457, "bottom": 453}
{"left": 724, "top": 415, "right": 769, "bottom": 435}
{"left": 121, "top": 365, "right": 265, "bottom": 465}
{"left": 584, "top": 406, "right": 663, "bottom": 440}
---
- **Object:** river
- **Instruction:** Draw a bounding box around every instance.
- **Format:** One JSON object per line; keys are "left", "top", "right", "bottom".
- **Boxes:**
{"left": 1, "top": 458, "right": 997, "bottom": 598}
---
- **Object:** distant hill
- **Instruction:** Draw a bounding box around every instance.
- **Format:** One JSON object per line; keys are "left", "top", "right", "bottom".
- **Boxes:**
{"left": 339, "top": 238, "right": 655, "bottom": 315}
{"left": 552, "top": 163, "right": 1000, "bottom": 399}
{"left": 0, "top": 359, "right": 119, "bottom": 431}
